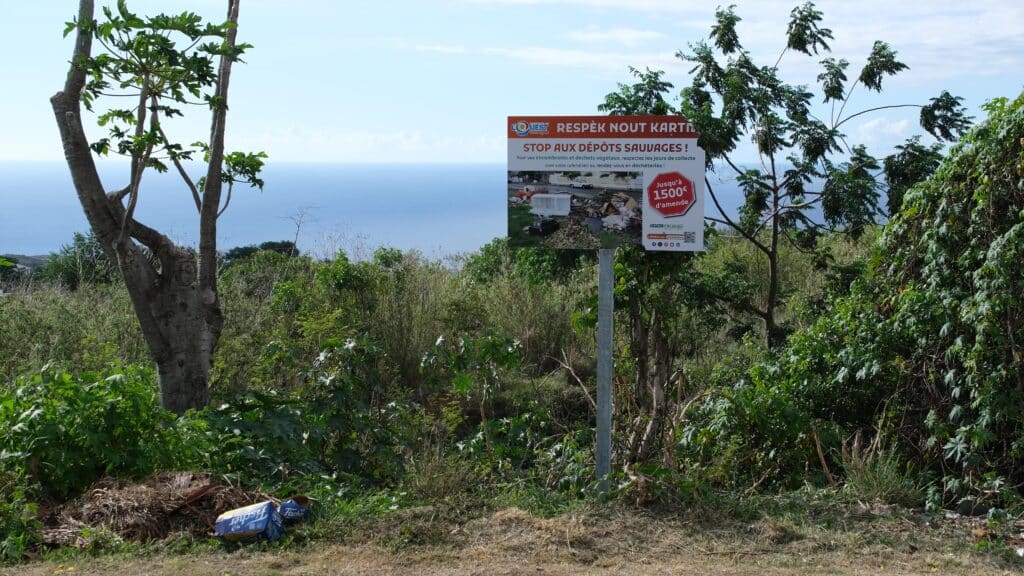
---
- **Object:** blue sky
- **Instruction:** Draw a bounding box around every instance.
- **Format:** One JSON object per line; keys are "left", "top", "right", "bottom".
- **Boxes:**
{"left": 2, "top": 0, "right": 1022, "bottom": 164}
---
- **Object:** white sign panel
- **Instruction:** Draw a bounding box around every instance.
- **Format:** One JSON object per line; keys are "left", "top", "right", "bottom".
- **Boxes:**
{"left": 507, "top": 115, "right": 704, "bottom": 251}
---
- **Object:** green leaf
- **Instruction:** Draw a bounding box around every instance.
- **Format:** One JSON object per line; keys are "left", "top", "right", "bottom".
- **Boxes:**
{"left": 816, "top": 57, "right": 848, "bottom": 102}
{"left": 786, "top": 2, "right": 832, "bottom": 56}
{"left": 452, "top": 372, "right": 474, "bottom": 396}
{"left": 920, "top": 90, "right": 973, "bottom": 142}
{"left": 858, "top": 41, "right": 908, "bottom": 92}
{"left": 883, "top": 136, "right": 944, "bottom": 215}
{"left": 710, "top": 5, "right": 742, "bottom": 55}
{"left": 598, "top": 67, "right": 674, "bottom": 116}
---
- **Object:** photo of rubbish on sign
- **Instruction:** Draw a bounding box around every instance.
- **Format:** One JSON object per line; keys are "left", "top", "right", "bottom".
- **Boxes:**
{"left": 508, "top": 170, "right": 642, "bottom": 249}
{"left": 507, "top": 115, "right": 704, "bottom": 251}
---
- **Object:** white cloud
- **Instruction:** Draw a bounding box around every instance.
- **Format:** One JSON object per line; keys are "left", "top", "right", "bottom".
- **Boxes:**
{"left": 567, "top": 27, "right": 664, "bottom": 47}
{"left": 463, "top": 0, "right": 1023, "bottom": 82}
{"left": 852, "top": 117, "right": 914, "bottom": 153}
{"left": 415, "top": 43, "right": 468, "bottom": 54}
{"left": 393, "top": 29, "right": 675, "bottom": 73}
{"left": 402, "top": 41, "right": 688, "bottom": 74}
{"left": 482, "top": 46, "right": 676, "bottom": 71}
{"left": 236, "top": 127, "right": 505, "bottom": 163}
{"left": 858, "top": 117, "right": 910, "bottom": 136}
{"left": 461, "top": 0, "right": 703, "bottom": 9}
{"left": 414, "top": 1, "right": 1022, "bottom": 90}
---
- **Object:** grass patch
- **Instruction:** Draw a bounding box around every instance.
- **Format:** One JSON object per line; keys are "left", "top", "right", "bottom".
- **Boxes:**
{"left": 507, "top": 203, "right": 539, "bottom": 247}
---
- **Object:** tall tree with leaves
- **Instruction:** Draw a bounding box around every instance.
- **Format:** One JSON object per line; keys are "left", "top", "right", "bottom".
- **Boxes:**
{"left": 596, "top": 67, "right": 719, "bottom": 462}
{"left": 598, "top": 66, "right": 675, "bottom": 116}
{"left": 882, "top": 136, "right": 944, "bottom": 215}
{"left": 674, "top": 2, "right": 970, "bottom": 348}
{"left": 51, "top": 0, "right": 265, "bottom": 413}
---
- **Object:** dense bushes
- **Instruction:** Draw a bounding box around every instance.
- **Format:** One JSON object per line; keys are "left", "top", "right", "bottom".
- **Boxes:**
{"left": 0, "top": 346, "right": 415, "bottom": 497}
{"left": 0, "top": 284, "right": 147, "bottom": 382}
{"left": 0, "top": 472, "right": 40, "bottom": 562}
{"left": 201, "top": 338, "right": 410, "bottom": 490}
{"left": 0, "top": 232, "right": 866, "bottom": 504}
{"left": 681, "top": 92, "right": 1024, "bottom": 501}
{"left": 34, "top": 232, "right": 117, "bottom": 290}
{"left": 0, "top": 365, "right": 193, "bottom": 499}
{"left": 863, "top": 93, "right": 1024, "bottom": 497}
{"left": 3, "top": 95, "right": 1021, "bottom": 561}
{"left": 0, "top": 242, "right": 593, "bottom": 493}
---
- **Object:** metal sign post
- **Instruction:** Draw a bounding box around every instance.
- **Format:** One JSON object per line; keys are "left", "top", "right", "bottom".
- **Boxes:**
{"left": 596, "top": 248, "right": 614, "bottom": 493}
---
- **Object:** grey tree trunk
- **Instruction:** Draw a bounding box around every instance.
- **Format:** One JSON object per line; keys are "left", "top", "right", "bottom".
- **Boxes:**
{"left": 765, "top": 182, "right": 782, "bottom": 349}
{"left": 50, "top": 0, "right": 239, "bottom": 414}
{"left": 636, "top": 311, "right": 671, "bottom": 462}
{"left": 625, "top": 303, "right": 675, "bottom": 464}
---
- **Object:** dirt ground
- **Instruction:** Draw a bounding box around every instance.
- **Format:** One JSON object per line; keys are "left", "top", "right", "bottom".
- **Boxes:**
{"left": 6, "top": 505, "right": 1022, "bottom": 576}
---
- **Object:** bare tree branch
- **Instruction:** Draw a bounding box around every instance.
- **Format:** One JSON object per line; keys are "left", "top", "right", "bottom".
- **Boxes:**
{"left": 128, "top": 81, "right": 150, "bottom": 190}
{"left": 109, "top": 186, "right": 131, "bottom": 202}
{"left": 834, "top": 104, "right": 921, "bottom": 132}
{"left": 62, "top": 2, "right": 93, "bottom": 100}
{"left": 834, "top": 77, "right": 862, "bottom": 125}
{"left": 549, "top": 351, "right": 597, "bottom": 412}
{"left": 217, "top": 182, "right": 233, "bottom": 218}
{"left": 124, "top": 217, "right": 177, "bottom": 256}
{"left": 159, "top": 125, "right": 202, "bottom": 212}
{"left": 120, "top": 92, "right": 157, "bottom": 245}
{"left": 198, "top": 0, "right": 241, "bottom": 293}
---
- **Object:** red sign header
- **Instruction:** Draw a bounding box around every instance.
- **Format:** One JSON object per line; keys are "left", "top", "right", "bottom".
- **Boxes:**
{"left": 508, "top": 115, "right": 699, "bottom": 139}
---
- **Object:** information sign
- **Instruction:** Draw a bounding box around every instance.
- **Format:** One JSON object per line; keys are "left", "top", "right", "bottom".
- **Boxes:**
{"left": 507, "top": 115, "right": 704, "bottom": 251}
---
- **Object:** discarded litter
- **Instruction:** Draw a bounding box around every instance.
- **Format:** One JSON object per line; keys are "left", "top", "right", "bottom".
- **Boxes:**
{"left": 214, "top": 500, "right": 284, "bottom": 542}
{"left": 214, "top": 496, "right": 312, "bottom": 543}
{"left": 42, "top": 473, "right": 312, "bottom": 548}
{"left": 278, "top": 496, "right": 311, "bottom": 524}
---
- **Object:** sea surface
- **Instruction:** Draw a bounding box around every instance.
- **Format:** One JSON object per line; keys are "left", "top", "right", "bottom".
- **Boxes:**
{"left": 0, "top": 162, "right": 749, "bottom": 258}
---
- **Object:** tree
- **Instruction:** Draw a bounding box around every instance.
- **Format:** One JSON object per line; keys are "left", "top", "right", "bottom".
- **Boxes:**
{"left": 222, "top": 241, "right": 300, "bottom": 268}
{"left": 883, "top": 136, "right": 943, "bottom": 215}
{"left": 672, "top": 2, "right": 970, "bottom": 348}
{"left": 598, "top": 67, "right": 674, "bottom": 116}
{"left": 463, "top": 238, "right": 590, "bottom": 286}
{"left": 51, "top": 0, "right": 264, "bottom": 413}
{"left": 766, "top": 92, "right": 1024, "bottom": 498}
{"left": 597, "top": 68, "right": 713, "bottom": 462}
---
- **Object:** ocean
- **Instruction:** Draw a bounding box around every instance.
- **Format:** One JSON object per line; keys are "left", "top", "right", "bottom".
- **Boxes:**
{"left": 0, "top": 162, "right": 749, "bottom": 259}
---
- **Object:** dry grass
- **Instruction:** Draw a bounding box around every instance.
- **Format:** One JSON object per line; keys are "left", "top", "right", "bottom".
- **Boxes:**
{"left": 10, "top": 495, "right": 1023, "bottom": 575}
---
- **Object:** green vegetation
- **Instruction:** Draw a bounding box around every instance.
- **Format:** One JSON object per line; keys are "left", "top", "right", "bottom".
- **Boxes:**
{"left": 4, "top": 0, "right": 1020, "bottom": 568}
{"left": 674, "top": 3, "right": 969, "bottom": 348}
{"left": 1, "top": 365, "right": 193, "bottom": 500}
{"left": 506, "top": 203, "right": 536, "bottom": 247}
{"left": 34, "top": 232, "right": 116, "bottom": 290}
{"left": 53, "top": 0, "right": 265, "bottom": 414}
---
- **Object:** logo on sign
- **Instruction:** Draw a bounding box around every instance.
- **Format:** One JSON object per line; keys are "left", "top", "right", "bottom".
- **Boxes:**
{"left": 511, "top": 121, "right": 549, "bottom": 136}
